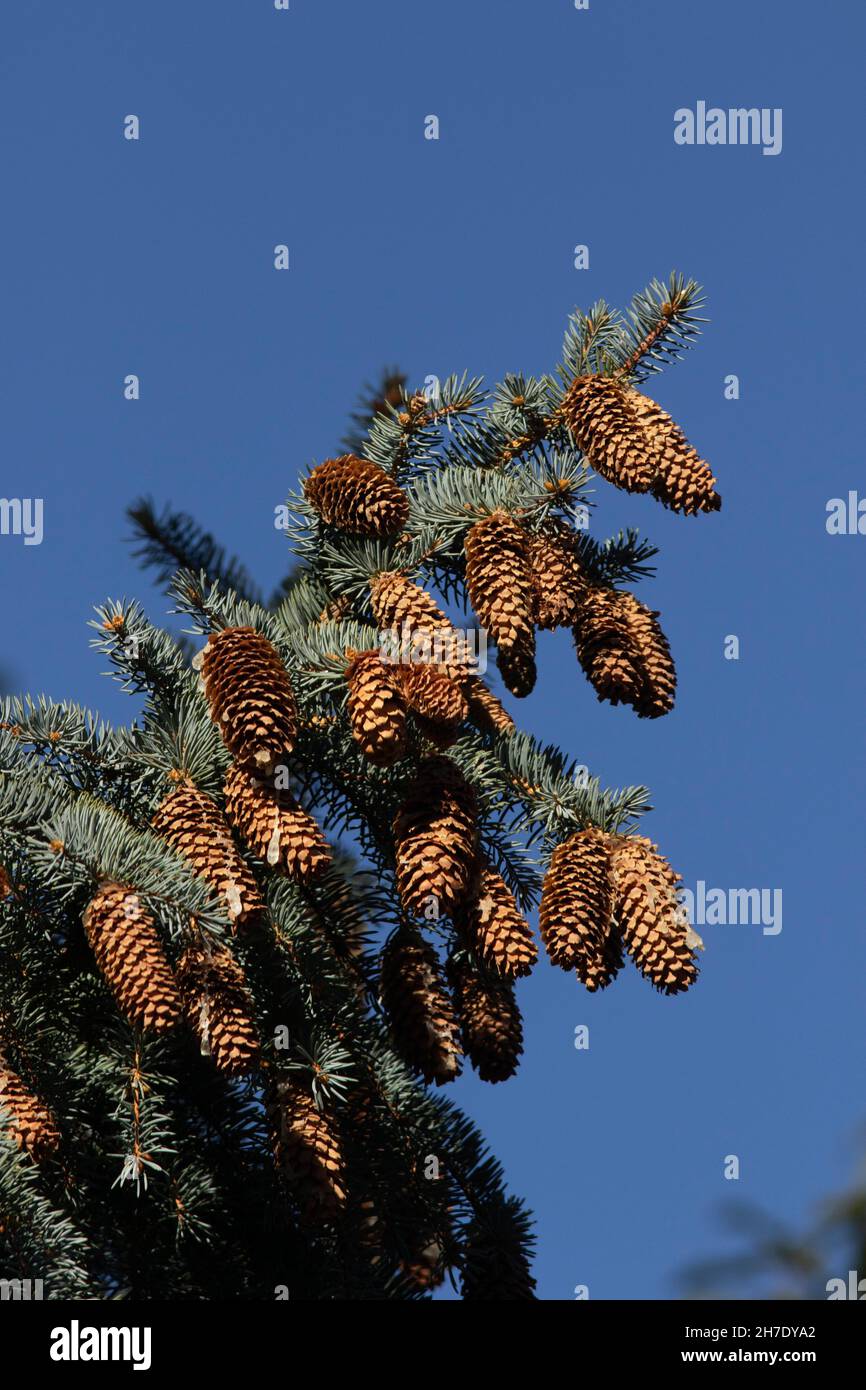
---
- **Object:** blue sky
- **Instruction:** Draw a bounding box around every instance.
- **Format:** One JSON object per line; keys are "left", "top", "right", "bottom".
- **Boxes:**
{"left": 1, "top": 0, "right": 864, "bottom": 1299}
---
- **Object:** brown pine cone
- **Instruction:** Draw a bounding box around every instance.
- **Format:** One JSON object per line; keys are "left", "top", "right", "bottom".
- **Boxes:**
{"left": 562, "top": 373, "right": 721, "bottom": 513}
{"left": 495, "top": 641, "right": 537, "bottom": 699}
{"left": 617, "top": 592, "right": 677, "bottom": 718}
{"left": 82, "top": 883, "right": 183, "bottom": 1032}
{"left": 562, "top": 374, "right": 657, "bottom": 493}
{"left": 200, "top": 626, "right": 298, "bottom": 775}
{"left": 0, "top": 1059, "right": 61, "bottom": 1161}
{"left": 223, "top": 762, "right": 331, "bottom": 883}
{"left": 369, "top": 571, "right": 475, "bottom": 683}
{"left": 539, "top": 828, "right": 620, "bottom": 991}
{"left": 379, "top": 929, "right": 463, "bottom": 1085}
{"left": 176, "top": 940, "right": 260, "bottom": 1075}
{"left": 528, "top": 525, "right": 588, "bottom": 630}
{"left": 464, "top": 677, "right": 515, "bottom": 736}
{"left": 464, "top": 512, "right": 536, "bottom": 696}
{"left": 449, "top": 956, "right": 524, "bottom": 1083}
{"left": 304, "top": 454, "right": 409, "bottom": 536}
{"left": 345, "top": 649, "right": 408, "bottom": 766}
{"left": 573, "top": 586, "right": 645, "bottom": 708}
{"left": 455, "top": 865, "right": 537, "bottom": 979}
{"left": 398, "top": 662, "right": 468, "bottom": 726}
{"left": 269, "top": 1078, "right": 347, "bottom": 1222}
{"left": 627, "top": 389, "right": 721, "bottom": 514}
{"left": 392, "top": 756, "right": 478, "bottom": 916}
{"left": 152, "top": 783, "right": 264, "bottom": 929}
{"left": 610, "top": 835, "right": 699, "bottom": 994}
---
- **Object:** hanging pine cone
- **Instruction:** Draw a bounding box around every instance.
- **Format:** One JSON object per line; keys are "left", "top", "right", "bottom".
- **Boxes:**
{"left": 627, "top": 389, "right": 721, "bottom": 514}
{"left": 495, "top": 643, "right": 537, "bottom": 699}
{"left": 379, "top": 929, "right": 462, "bottom": 1085}
{"left": 464, "top": 512, "right": 536, "bottom": 697}
{"left": 304, "top": 454, "right": 409, "bottom": 536}
{"left": 269, "top": 1078, "right": 347, "bottom": 1223}
{"left": 392, "top": 756, "right": 478, "bottom": 916}
{"left": 561, "top": 374, "right": 721, "bottom": 513}
{"left": 562, "top": 374, "right": 657, "bottom": 493}
{"left": 199, "top": 626, "right": 298, "bottom": 775}
{"left": 398, "top": 661, "right": 467, "bottom": 726}
{"left": 539, "top": 828, "right": 621, "bottom": 990}
{"left": 455, "top": 865, "right": 537, "bottom": 979}
{"left": 82, "top": 883, "right": 183, "bottom": 1032}
{"left": 0, "top": 864, "right": 12, "bottom": 898}
{"left": 223, "top": 762, "right": 331, "bottom": 883}
{"left": 617, "top": 591, "right": 677, "bottom": 718}
{"left": 448, "top": 956, "right": 523, "bottom": 1084}
{"left": 609, "top": 835, "right": 699, "bottom": 994}
{"left": 344, "top": 648, "right": 408, "bottom": 766}
{"left": 176, "top": 940, "right": 260, "bottom": 1075}
{"left": 460, "top": 1202, "right": 537, "bottom": 1300}
{"left": 464, "top": 676, "right": 515, "bottom": 736}
{"left": 528, "top": 524, "right": 587, "bottom": 630}
{"left": 152, "top": 783, "right": 264, "bottom": 929}
{"left": 369, "top": 570, "right": 474, "bottom": 683}
{"left": 0, "top": 1058, "right": 61, "bottom": 1161}
{"left": 573, "top": 586, "right": 645, "bottom": 708}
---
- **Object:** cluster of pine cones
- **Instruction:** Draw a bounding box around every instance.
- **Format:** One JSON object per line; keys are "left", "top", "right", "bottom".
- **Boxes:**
{"left": 2, "top": 370, "right": 713, "bottom": 1226}
{"left": 304, "top": 366, "right": 719, "bottom": 707}
{"left": 378, "top": 757, "right": 701, "bottom": 1091}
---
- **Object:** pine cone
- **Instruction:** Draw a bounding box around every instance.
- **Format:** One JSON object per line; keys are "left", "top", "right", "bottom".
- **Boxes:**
{"left": 82, "top": 883, "right": 182, "bottom": 1031}
{"left": 176, "top": 941, "right": 260, "bottom": 1075}
{"left": 455, "top": 866, "right": 537, "bottom": 979}
{"left": 379, "top": 929, "right": 463, "bottom": 1085}
{"left": 398, "top": 662, "right": 467, "bottom": 726}
{"left": 152, "top": 784, "right": 264, "bottom": 929}
{"left": 562, "top": 374, "right": 721, "bottom": 513}
{"left": 0, "top": 864, "right": 12, "bottom": 898}
{"left": 618, "top": 592, "right": 677, "bottom": 718}
{"left": 392, "top": 756, "right": 478, "bottom": 916}
{"left": 304, "top": 454, "right": 409, "bottom": 536}
{"left": 223, "top": 762, "right": 331, "bottom": 883}
{"left": 269, "top": 1078, "right": 347, "bottom": 1222}
{"left": 0, "top": 1059, "right": 61, "bottom": 1161}
{"left": 464, "top": 677, "right": 515, "bottom": 736}
{"left": 573, "top": 586, "right": 645, "bottom": 708}
{"left": 528, "top": 525, "right": 587, "bottom": 630}
{"left": 345, "top": 649, "right": 408, "bottom": 766}
{"left": 200, "top": 626, "right": 298, "bottom": 775}
{"left": 464, "top": 512, "right": 536, "bottom": 696}
{"left": 539, "top": 829, "right": 620, "bottom": 990}
{"left": 627, "top": 389, "right": 721, "bottom": 514}
{"left": 449, "top": 957, "right": 523, "bottom": 1084}
{"left": 562, "top": 374, "right": 657, "bottom": 493}
{"left": 495, "top": 642, "right": 537, "bottom": 699}
{"left": 610, "top": 835, "right": 698, "bottom": 994}
{"left": 369, "top": 571, "right": 474, "bottom": 683}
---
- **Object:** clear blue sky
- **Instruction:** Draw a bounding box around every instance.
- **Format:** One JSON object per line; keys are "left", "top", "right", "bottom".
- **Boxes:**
{"left": 1, "top": 0, "right": 863, "bottom": 1300}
